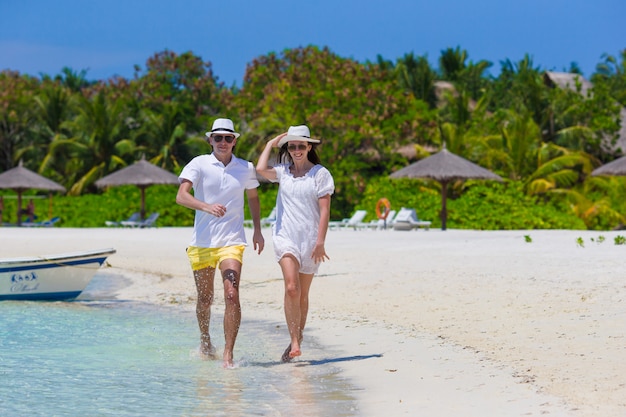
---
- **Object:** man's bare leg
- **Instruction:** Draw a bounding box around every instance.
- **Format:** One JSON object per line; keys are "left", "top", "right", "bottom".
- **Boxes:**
{"left": 220, "top": 259, "right": 242, "bottom": 368}
{"left": 194, "top": 267, "right": 217, "bottom": 359}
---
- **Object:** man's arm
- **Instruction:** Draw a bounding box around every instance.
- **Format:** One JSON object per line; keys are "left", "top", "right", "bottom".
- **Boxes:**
{"left": 246, "top": 187, "right": 265, "bottom": 254}
{"left": 176, "top": 179, "right": 226, "bottom": 217}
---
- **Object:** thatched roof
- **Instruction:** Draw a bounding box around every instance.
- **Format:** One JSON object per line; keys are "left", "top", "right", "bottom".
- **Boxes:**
{"left": 619, "top": 107, "right": 626, "bottom": 154}
{"left": 0, "top": 161, "right": 65, "bottom": 192}
{"left": 591, "top": 154, "right": 626, "bottom": 176}
{"left": 94, "top": 158, "right": 179, "bottom": 220}
{"left": 433, "top": 80, "right": 479, "bottom": 110}
{"left": 544, "top": 71, "right": 626, "bottom": 154}
{"left": 433, "top": 80, "right": 456, "bottom": 98}
{"left": 94, "top": 159, "right": 179, "bottom": 188}
{"left": 389, "top": 148, "right": 502, "bottom": 183}
{"left": 543, "top": 71, "right": 593, "bottom": 97}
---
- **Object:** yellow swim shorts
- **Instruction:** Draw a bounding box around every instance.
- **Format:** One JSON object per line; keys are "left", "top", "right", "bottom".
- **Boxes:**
{"left": 186, "top": 245, "right": 245, "bottom": 271}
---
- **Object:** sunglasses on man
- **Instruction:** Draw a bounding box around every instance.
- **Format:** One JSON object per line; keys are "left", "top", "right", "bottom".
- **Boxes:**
{"left": 212, "top": 134, "right": 236, "bottom": 143}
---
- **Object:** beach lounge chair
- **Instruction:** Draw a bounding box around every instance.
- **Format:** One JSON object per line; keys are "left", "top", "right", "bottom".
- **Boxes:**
{"left": 365, "top": 210, "right": 397, "bottom": 230}
{"left": 392, "top": 208, "right": 431, "bottom": 231}
{"left": 261, "top": 206, "right": 278, "bottom": 227}
{"left": 121, "top": 212, "right": 159, "bottom": 228}
{"left": 22, "top": 217, "right": 61, "bottom": 228}
{"left": 245, "top": 206, "right": 277, "bottom": 228}
{"left": 105, "top": 212, "right": 140, "bottom": 227}
{"left": 328, "top": 210, "right": 368, "bottom": 230}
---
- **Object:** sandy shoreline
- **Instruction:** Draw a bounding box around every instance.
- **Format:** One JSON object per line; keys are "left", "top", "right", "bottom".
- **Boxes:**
{"left": 2, "top": 227, "right": 625, "bottom": 416}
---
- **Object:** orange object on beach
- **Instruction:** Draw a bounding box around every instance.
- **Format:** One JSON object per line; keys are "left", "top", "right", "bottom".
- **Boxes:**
{"left": 375, "top": 198, "right": 391, "bottom": 220}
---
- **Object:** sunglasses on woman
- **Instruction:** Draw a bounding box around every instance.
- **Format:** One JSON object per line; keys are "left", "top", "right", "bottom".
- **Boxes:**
{"left": 212, "top": 135, "right": 236, "bottom": 143}
{"left": 287, "top": 144, "right": 308, "bottom": 151}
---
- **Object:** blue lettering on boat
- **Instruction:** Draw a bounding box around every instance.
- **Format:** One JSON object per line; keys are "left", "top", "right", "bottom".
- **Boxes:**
{"left": 11, "top": 272, "right": 38, "bottom": 283}
{"left": 11, "top": 281, "right": 40, "bottom": 293}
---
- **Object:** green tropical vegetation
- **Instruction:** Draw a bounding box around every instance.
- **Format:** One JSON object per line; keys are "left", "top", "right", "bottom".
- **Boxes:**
{"left": 1, "top": 46, "right": 625, "bottom": 229}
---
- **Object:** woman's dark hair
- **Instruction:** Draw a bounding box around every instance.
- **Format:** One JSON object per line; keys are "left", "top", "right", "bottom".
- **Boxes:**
{"left": 278, "top": 143, "right": 321, "bottom": 165}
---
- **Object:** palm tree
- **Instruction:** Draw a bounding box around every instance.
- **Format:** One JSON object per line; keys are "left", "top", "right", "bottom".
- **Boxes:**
{"left": 593, "top": 50, "right": 626, "bottom": 106}
{"left": 375, "top": 54, "right": 395, "bottom": 72}
{"left": 524, "top": 143, "right": 596, "bottom": 195}
{"left": 438, "top": 47, "right": 492, "bottom": 101}
{"left": 23, "top": 83, "right": 74, "bottom": 179}
{"left": 396, "top": 53, "right": 438, "bottom": 107}
{"left": 581, "top": 175, "right": 626, "bottom": 228}
{"left": 55, "top": 67, "right": 93, "bottom": 92}
{"left": 459, "top": 60, "right": 492, "bottom": 101}
{"left": 492, "top": 109, "right": 542, "bottom": 180}
{"left": 0, "top": 71, "right": 40, "bottom": 171}
{"left": 439, "top": 46, "right": 467, "bottom": 82}
{"left": 134, "top": 103, "right": 187, "bottom": 172}
{"left": 491, "top": 55, "right": 548, "bottom": 129}
{"left": 42, "top": 90, "right": 136, "bottom": 194}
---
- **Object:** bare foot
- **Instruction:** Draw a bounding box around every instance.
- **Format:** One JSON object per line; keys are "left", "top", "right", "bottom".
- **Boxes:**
{"left": 281, "top": 343, "right": 302, "bottom": 362}
{"left": 288, "top": 346, "right": 302, "bottom": 359}
{"left": 199, "top": 338, "right": 218, "bottom": 360}
{"left": 223, "top": 350, "right": 234, "bottom": 368}
{"left": 281, "top": 344, "right": 293, "bottom": 362}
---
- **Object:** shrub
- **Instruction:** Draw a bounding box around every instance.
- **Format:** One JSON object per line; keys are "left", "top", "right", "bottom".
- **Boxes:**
{"left": 357, "top": 178, "right": 586, "bottom": 230}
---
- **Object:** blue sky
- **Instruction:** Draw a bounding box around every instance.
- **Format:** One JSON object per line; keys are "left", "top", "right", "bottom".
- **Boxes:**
{"left": 1, "top": 0, "right": 624, "bottom": 86}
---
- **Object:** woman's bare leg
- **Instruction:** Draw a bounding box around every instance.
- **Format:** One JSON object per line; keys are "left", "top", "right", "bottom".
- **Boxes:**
{"left": 298, "top": 273, "right": 314, "bottom": 333}
{"left": 279, "top": 256, "right": 314, "bottom": 361}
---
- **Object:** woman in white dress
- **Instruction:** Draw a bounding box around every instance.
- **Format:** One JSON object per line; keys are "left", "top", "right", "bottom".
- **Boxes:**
{"left": 256, "top": 125, "right": 335, "bottom": 361}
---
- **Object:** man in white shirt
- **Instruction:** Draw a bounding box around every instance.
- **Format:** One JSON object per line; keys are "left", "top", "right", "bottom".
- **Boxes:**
{"left": 176, "top": 118, "right": 264, "bottom": 368}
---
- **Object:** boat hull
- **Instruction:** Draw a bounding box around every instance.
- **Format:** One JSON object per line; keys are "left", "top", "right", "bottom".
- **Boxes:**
{"left": 0, "top": 248, "right": 116, "bottom": 301}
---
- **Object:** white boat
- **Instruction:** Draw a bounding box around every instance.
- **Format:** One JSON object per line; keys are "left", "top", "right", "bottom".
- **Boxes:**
{"left": 0, "top": 248, "right": 116, "bottom": 301}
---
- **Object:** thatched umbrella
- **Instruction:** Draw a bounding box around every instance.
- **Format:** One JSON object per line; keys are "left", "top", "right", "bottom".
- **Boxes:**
{"left": 389, "top": 148, "right": 503, "bottom": 230}
{"left": 94, "top": 157, "right": 179, "bottom": 220}
{"left": 0, "top": 161, "right": 66, "bottom": 226}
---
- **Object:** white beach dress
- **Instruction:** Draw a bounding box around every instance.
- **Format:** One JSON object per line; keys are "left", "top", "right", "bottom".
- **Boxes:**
{"left": 271, "top": 164, "right": 335, "bottom": 274}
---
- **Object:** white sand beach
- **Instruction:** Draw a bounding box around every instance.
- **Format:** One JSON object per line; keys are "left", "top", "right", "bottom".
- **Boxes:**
{"left": 3, "top": 227, "right": 625, "bottom": 417}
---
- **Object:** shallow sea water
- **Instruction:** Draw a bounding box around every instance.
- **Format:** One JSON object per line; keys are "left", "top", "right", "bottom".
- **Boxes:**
{"left": 0, "top": 274, "right": 359, "bottom": 417}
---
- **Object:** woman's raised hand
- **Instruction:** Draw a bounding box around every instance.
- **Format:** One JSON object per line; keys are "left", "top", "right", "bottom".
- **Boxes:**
{"left": 270, "top": 133, "right": 287, "bottom": 148}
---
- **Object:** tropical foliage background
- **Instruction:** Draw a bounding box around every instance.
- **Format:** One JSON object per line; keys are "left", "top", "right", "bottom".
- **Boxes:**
{"left": 1, "top": 46, "right": 625, "bottom": 229}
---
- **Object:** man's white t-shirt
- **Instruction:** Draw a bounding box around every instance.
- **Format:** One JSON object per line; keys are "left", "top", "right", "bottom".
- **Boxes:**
{"left": 179, "top": 153, "right": 259, "bottom": 248}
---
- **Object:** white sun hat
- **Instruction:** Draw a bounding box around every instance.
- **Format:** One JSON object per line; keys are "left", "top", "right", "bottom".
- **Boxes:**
{"left": 277, "top": 125, "right": 321, "bottom": 147}
{"left": 205, "top": 118, "right": 240, "bottom": 138}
